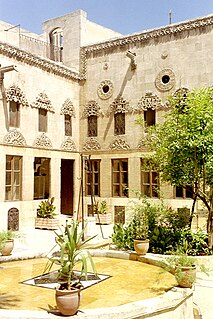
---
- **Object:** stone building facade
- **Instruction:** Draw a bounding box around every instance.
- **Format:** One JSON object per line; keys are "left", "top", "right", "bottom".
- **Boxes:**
{"left": 0, "top": 10, "right": 212, "bottom": 231}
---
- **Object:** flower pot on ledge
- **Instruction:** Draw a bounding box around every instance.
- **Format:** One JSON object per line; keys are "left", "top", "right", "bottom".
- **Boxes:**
{"left": 35, "top": 217, "right": 60, "bottom": 230}
{"left": 94, "top": 213, "right": 112, "bottom": 225}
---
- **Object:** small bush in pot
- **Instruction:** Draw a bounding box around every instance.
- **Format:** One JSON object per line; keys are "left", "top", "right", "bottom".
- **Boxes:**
{"left": 45, "top": 220, "right": 97, "bottom": 316}
{"left": 0, "top": 230, "right": 16, "bottom": 256}
{"left": 37, "top": 197, "right": 56, "bottom": 219}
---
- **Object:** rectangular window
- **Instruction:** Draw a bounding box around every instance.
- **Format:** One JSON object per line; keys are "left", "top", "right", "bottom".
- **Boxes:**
{"left": 114, "top": 113, "right": 125, "bottom": 135}
{"left": 88, "top": 115, "right": 97, "bottom": 137}
{"left": 5, "top": 155, "right": 22, "bottom": 200}
{"left": 175, "top": 185, "right": 193, "bottom": 199}
{"left": 144, "top": 109, "right": 155, "bottom": 127}
{"left": 141, "top": 159, "right": 159, "bottom": 197}
{"left": 9, "top": 101, "right": 20, "bottom": 127}
{"left": 114, "top": 206, "right": 125, "bottom": 224}
{"left": 65, "top": 114, "right": 72, "bottom": 136}
{"left": 85, "top": 160, "right": 100, "bottom": 196}
{"left": 112, "top": 159, "right": 128, "bottom": 197}
{"left": 39, "top": 109, "right": 47, "bottom": 132}
{"left": 34, "top": 157, "right": 50, "bottom": 199}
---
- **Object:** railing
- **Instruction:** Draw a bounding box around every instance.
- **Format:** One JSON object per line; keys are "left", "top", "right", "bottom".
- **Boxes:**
{"left": 19, "top": 33, "right": 62, "bottom": 62}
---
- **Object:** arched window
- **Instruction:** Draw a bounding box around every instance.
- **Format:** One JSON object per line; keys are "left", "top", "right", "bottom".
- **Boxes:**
{"left": 50, "top": 28, "right": 63, "bottom": 62}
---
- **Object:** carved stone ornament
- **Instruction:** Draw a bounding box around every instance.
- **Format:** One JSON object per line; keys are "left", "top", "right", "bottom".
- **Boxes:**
{"left": 0, "top": 42, "right": 81, "bottom": 80}
{"left": 5, "top": 84, "right": 29, "bottom": 107}
{"left": 97, "top": 80, "right": 113, "bottom": 100}
{"left": 106, "top": 96, "right": 133, "bottom": 116}
{"left": 83, "top": 138, "right": 101, "bottom": 151}
{"left": 155, "top": 69, "right": 175, "bottom": 92}
{"left": 31, "top": 92, "right": 55, "bottom": 113}
{"left": 3, "top": 129, "right": 26, "bottom": 146}
{"left": 109, "top": 137, "right": 130, "bottom": 150}
{"left": 136, "top": 92, "right": 164, "bottom": 112}
{"left": 61, "top": 137, "right": 77, "bottom": 151}
{"left": 173, "top": 87, "right": 189, "bottom": 97}
{"left": 137, "top": 137, "right": 151, "bottom": 149}
{"left": 82, "top": 100, "right": 103, "bottom": 118}
{"left": 60, "top": 98, "right": 76, "bottom": 117}
{"left": 80, "top": 15, "right": 213, "bottom": 78}
{"left": 33, "top": 133, "right": 52, "bottom": 149}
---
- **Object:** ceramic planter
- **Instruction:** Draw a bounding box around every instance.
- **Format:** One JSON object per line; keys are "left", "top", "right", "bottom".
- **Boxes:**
{"left": 175, "top": 265, "right": 196, "bottom": 288}
{"left": 95, "top": 213, "right": 112, "bottom": 224}
{"left": 0, "top": 239, "right": 14, "bottom": 256}
{"left": 55, "top": 287, "right": 82, "bottom": 316}
{"left": 134, "top": 239, "right": 149, "bottom": 255}
{"left": 35, "top": 217, "right": 59, "bottom": 230}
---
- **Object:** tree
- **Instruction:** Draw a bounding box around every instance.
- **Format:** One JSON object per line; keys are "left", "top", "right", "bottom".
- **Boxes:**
{"left": 147, "top": 87, "right": 213, "bottom": 248}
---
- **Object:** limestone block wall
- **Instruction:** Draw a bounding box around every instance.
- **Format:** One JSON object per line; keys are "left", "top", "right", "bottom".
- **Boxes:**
{"left": 80, "top": 15, "right": 213, "bottom": 219}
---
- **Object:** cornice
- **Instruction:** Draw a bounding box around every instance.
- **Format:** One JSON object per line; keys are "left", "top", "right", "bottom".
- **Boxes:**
{"left": 0, "top": 42, "right": 82, "bottom": 81}
{"left": 81, "top": 14, "right": 213, "bottom": 54}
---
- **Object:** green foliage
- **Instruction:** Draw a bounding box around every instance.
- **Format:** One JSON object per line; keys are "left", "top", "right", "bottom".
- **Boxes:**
{"left": 127, "top": 201, "right": 149, "bottom": 240}
{"left": 0, "top": 230, "right": 16, "bottom": 251}
{"left": 146, "top": 87, "right": 213, "bottom": 234}
{"left": 178, "top": 228, "right": 211, "bottom": 256}
{"left": 95, "top": 200, "right": 108, "bottom": 214}
{"left": 37, "top": 197, "right": 56, "bottom": 219}
{"left": 112, "top": 193, "right": 212, "bottom": 255}
{"left": 45, "top": 220, "right": 97, "bottom": 290}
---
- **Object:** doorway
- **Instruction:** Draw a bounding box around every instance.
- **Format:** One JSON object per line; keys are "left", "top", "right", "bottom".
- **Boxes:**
{"left": 61, "top": 159, "right": 74, "bottom": 215}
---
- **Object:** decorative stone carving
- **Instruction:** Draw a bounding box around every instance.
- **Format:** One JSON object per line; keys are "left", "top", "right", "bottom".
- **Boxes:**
{"left": 155, "top": 69, "right": 175, "bottom": 92}
{"left": 0, "top": 42, "right": 81, "bottom": 80}
{"left": 60, "top": 98, "right": 76, "bottom": 117}
{"left": 80, "top": 15, "right": 213, "bottom": 78}
{"left": 5, "top": 84, "right": 29, "bottom": 107}
{"left": 3, "top": 129, "right": 26, "bottom": 146}
{"left": 137, "top": 136, "right": 151, "bottom": 149}
{"left": 82, "top": 100, "right": 103, "bottom": 118}
{"left": 106, "top": 96, "right": 133, "bottom": 116}
{"left": 97, "top": 80, "right": 113, "bottom": 100}
{"left": 31, "top": 92, "right": 55, "bottom": 112}
{"left": 8, "top": 208, "right": 19, "bottom": 231}
{"left": 83, "top": 138, "right": 101, "bottom": 151}
{"left": 61, "top": 137, "right": 77, "bottom": 151}
{"left": 136, "top": 92, "right": 163, "bottom": 112}
{"left": 109, "top": 137, "right": 130, "bottom": 150}
{"left": 173, "top": 87, "right": 189, "bottom": 97}
{"left": 33, "top": 133, "right": 52, "bottom": 149}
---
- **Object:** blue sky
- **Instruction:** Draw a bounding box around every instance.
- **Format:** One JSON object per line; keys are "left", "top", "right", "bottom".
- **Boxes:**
{"left": 0, "top": 0, "right": 213, "bottom": 35}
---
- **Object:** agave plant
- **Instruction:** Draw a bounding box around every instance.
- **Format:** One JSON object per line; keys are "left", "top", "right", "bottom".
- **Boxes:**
{"left": 45, "top": 220, "right": 97, "bottom": 290}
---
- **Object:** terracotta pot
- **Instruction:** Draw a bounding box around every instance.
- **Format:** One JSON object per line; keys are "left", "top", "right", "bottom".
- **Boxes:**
{"left": 175, "top": 265, "right": 196, "bottom": 288}
{"left": 0, "top": 239, "right": 14, "bottom": 256}
{"left": 55, "top": 287, "right": 81, "bottom": 316}
{"left": 134, "top": 239, "right": 149, "bottom": 255}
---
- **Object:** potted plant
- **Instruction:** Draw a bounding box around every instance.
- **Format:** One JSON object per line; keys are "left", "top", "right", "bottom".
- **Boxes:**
{"left": 0, "top": 230, "right": 16, "bottom": 256}
{"left": 35, "top": 197, "right": 59, "bottom": 230}
{"left": 45, "top": 220, "right": 97, "bottom": 316}
{"left": 94, "top": 200, "right": 111, "bottom": 224}
{"left": 128, "top": 202, "right": 149, "bottom": 255}
{"left": 164, "top": 250, "right": 208, "bottom": 288}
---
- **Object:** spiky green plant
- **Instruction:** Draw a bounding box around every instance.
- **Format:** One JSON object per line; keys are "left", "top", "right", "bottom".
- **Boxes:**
{"left": 45, "top": 220, "right": 97, "bottom": 290}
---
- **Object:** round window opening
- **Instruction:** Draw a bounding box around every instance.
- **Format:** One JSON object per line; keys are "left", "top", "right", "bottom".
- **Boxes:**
{"left": 103, "top": 85, "right": 110, "bottom": 94}
{"left": 162, "top": 75, "right": 170, "bottom": 84}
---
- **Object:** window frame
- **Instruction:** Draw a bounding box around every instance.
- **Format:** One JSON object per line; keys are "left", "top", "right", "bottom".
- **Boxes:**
{"left": 38, "top": 108, "right": 47, "bottom": 132}
{"left": 112, "top": 159, "right": 128, "bottom": 197}
{"left": 34, "top": 157, "right": 50, "bottom": 200}
{"left": 87, "top": 115, "right": 98, "bottom": 137}
{"left": 9, "top": 100, "right": 20, "bottom": 128}
{"left": 114, "top": 112, "right": 125, "bottom": 135}
{"left": 65, "top": 114, "right": 72, "bottom": 136}
{"left": 141, "top": 158, "right": 159, "bottom": 198}
{"left": 85, "top": 159, "right": 100, "bottom": 197}
{"left": 5, "top": 155, "right": 22, "bottom": 201}
{"left": 175, "top": 185, "right": 194, "bottom": 199}
{"left": 144, "top": 109, "right": 156, "bottom": 127}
